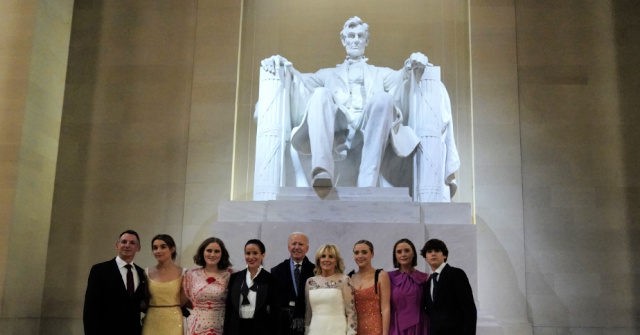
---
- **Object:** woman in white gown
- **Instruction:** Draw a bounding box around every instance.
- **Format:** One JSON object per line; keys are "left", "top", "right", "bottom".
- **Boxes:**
{"left": 304, "top": 244, "right": 357, "bottom": 335}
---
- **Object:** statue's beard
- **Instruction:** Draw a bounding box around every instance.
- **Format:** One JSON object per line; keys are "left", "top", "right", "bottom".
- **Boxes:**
{"left": 346, "top": 49, "right": 366, "bottom": 60}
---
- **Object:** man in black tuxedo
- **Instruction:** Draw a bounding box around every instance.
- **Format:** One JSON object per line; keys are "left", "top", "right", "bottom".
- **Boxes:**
{"left": 271, "top": 232, "right": 315, "bottom": 335}
{"left": 83, "top": 230, "right": 148, "bottom": 335}
{"left": 421, "top": 239, "right": 476, "bottom": 335}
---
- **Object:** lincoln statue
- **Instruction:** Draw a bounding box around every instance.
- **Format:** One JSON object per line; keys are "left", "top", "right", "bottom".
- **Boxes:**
{"left": 253, "top": 16, "right": 459, "bottom": 202}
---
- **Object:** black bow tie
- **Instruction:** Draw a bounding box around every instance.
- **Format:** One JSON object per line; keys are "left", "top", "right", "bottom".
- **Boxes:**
{"left": 241, "top": 282, "right": 257, "bottom": 305}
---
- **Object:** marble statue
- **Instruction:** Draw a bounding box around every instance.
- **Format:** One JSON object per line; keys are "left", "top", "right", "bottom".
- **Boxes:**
{"left": 253, "top": 16, "right": 459, "bottom": 202}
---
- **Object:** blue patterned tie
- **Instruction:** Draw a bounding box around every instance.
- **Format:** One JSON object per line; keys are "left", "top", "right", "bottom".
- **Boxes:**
{"left": 294, "top": 263, "right": 302, "bottom": 295}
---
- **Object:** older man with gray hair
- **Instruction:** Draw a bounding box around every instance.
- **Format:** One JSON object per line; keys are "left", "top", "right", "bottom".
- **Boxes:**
{"left": 271, "top": 232, "right": 315, "bottom": 335}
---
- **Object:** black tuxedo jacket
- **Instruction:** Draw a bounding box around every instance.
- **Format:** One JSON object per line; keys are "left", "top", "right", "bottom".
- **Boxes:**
{"left": 224, "top": 268, "right": 279, "bottom": 335}
{"left": 83, "top": 258, "right": 148, "bottom": 335}
{"left": 424, "top": 263, "right": 477, "bottom": 335}
{"left": 271, "top": 257, "right": 315, "bottom": 319}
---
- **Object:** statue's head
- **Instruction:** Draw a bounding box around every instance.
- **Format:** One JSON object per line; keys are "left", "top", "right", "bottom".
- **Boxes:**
{"left": 340, "top": 16, "right": 369, "bottom": 59}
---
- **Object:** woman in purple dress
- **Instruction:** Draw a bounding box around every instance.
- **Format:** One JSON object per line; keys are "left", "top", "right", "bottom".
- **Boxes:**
{"left": 388, "top": 239, "right": 429, "bottom": 335}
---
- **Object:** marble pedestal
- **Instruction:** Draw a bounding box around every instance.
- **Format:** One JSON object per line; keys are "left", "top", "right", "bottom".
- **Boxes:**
{"left": 215, "top": 187, "right": 475, "bottom": 287}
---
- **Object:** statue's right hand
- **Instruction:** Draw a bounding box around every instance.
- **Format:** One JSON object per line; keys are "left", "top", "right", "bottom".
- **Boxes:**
{"left": 260, "top": 55, "right": 292, "bottom": 75}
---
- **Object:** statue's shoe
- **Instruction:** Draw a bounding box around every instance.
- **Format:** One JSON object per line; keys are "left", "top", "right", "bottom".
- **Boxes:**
{"left": 312, "top": 171, "right": 333, "bottom": 188}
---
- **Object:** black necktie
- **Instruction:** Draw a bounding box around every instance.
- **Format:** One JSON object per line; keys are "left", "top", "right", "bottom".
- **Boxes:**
{"left": 294, "top": 263, "right": 301, "bottom": 287}
{"left": 125, "top": 264, "right": 134, "bottom": 295}
{"left": 429, "top": 272, "right": 439, "bottom": 300}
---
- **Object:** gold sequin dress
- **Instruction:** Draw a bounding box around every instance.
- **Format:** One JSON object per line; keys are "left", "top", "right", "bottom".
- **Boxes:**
{"left": 143, "top": 276, "right": 184, "bottom": 335}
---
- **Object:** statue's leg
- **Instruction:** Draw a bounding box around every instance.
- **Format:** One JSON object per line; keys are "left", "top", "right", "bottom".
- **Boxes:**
{"left": 290, "top": 146, "right": 310, "bottom": 187}
{"left": 358, "top": 92, "right": 394, "bottom": 187}
{"left": 306, "top": 87, "right": 337, "bottom": 186}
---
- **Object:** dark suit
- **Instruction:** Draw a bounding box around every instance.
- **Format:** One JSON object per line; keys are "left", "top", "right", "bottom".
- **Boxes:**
{"left": 271, "top": 257, "right": 315, "bottom": 335}
{"left": 424, "top": 263, "right": 477, "bottom": 335}
{"left": 83, "top": 258, "right": 148, "bottom": 335}
{"left": 224, "top": 269, "right": 279, "bottom": 335}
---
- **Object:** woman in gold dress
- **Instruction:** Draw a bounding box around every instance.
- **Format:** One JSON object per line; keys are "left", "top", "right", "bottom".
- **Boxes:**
{"left": 143, "top": 234, "right": 187, "bottom": 335}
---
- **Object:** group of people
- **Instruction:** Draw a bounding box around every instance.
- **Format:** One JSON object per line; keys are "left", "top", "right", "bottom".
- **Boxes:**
{"left": 83, "top": 230, "right": 476, "bottom": 335}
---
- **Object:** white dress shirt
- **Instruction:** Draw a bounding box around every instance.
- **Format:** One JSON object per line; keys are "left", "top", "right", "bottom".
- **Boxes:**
{"left": 115, "top": 256, "right": 140, "bottom": 291}
{"left": 239, "top": 266, "right": 263, "bottom": 319}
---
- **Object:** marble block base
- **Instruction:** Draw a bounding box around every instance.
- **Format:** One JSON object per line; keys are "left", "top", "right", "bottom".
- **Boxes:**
{"left": 214, "top": 188, "right": 476, "bottom": 295}
{"left": 276, "top": 186, "right": 413, "bottom": 201}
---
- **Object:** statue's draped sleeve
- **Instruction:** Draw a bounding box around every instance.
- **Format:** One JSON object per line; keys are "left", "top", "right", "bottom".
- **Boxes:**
{"left": 253, "top": 65, "right": 315, "bottom": 199}
{"left": 398, "top": 66, "right": 460, "bottom": 201}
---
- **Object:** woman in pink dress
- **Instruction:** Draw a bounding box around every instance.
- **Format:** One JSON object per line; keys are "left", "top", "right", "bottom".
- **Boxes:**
{"left": 183, "top": 237, "right": 233, "bottom": 335}
{"left": 388, "top": 238, "right": 429, "bottom": 335}
{"left": 349, "top": 240, "right": 390, "bottom": 335}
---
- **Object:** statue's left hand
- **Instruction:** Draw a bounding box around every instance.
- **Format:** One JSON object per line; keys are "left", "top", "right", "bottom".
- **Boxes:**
{"left": 404, "top": 52, "right": 429, "bottom": 70}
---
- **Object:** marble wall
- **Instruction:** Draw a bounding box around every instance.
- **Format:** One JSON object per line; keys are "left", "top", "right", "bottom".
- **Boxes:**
{"left": 470, "top": 1, "right": 529, "bottom": 332}
{"left": 0, "top": 0, "right": 73, "bottom": 333}
{"left": 516, "top": 1, "right": 640, "bottom": 333}
{"left": 0, "top": 1, "right": 638, "bottom": 334}
{"left": 39, "top": 1, "right": 203, "bottom": 333}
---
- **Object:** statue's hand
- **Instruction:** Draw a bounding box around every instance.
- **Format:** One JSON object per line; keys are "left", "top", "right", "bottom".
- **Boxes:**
{"left": 404, "top": 52, "right": 429, "bottom": 70}
{"left": 260, "top": 55, "right": 292, "bottom": 76}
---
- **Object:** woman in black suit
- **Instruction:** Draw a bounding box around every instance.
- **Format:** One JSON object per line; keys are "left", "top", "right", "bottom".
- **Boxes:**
{"left": 224, "top": 239, "right": 279, "bottom": 335}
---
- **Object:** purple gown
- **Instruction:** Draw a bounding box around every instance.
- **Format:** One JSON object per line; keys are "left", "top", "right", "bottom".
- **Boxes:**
{"left": 388, "top": 269, "right": 429, "bottom": 335}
